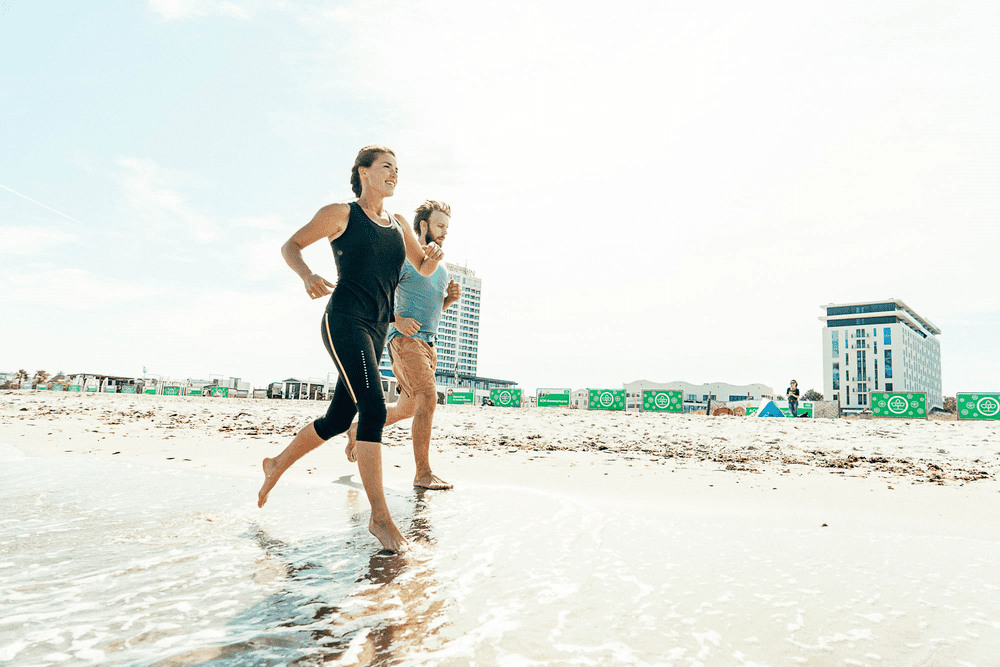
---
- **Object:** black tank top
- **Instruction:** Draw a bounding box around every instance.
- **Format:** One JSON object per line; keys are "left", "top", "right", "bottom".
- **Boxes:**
{"left": 326, "top": 202, "right": 406, "bottom": 322}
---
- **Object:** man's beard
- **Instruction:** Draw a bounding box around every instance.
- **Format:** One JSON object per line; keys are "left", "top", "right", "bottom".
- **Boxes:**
{"left": 424, "top": 234, "right": 444, "bottom": 247}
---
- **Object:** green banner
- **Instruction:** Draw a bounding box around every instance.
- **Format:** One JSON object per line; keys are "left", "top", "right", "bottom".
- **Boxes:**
{"left": 164, "top": 386, "right": 181, "bottom": 396}
{"left": 210, "top": 387, "right": 229, "bottom": 398}
{"left": 121, "top": 385, "right": 136, "bottom": 394}
{"left": 145, "top": 388, "right": 156, "bottom": 394}
{"left": 871, "top": 392, "right": 926, "bottom": 419}
{"left": 446, "top": 389, "right": 474, "bottom": 404}
{"left": 86, "top": 387, "right": 98, "bottom": 393}
{"left": 188, "top": 389, "right": 203, "bottom": 396}
{"left": 642, "top": 389, "right": 682, "bottom": 412}
{"left": 36, "top": 385, "right": 48, "bottom": 391}
{"left": 589, "top": 389, "right": 625, "bottom": 410}
{"left": 746, "top": 406, "right": 759, "bottom": 416}
{"left": 537, "top": 388, "right": 570, "bottom": 407}
{"left": 490, "top": 388, "right": 522, "bottom": 407}
{"left": 781, "top": 401, "right": 814, "bottom": 418}
{"left": 52, "top": 384, "right": 65, "bottom": 391}
{"left": 957, "top": 393, "right": 1000, "bottom": 420}
{"left": 68, "top": 384, "right": 82, "bottom": 392}
{"left": 103, "top": 387, "right": 117, "bottom": 393}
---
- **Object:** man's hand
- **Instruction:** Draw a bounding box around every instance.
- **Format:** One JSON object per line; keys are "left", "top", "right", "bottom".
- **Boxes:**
{"left": 443, "top": 279, "right": 461, "bottom": 310}
{"left": 421, "top": 241, "right": 444, "bottom": 261}
{"left": 394, "top": 315, "right": 422, "bottom": 337}
{"left": 303, "top": 274, "right": 336, "bottom": 300}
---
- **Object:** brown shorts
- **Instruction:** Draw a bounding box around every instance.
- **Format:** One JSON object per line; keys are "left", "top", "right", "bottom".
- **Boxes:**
{"left": 389, "top": 336, "right": 438, "bottom": 399}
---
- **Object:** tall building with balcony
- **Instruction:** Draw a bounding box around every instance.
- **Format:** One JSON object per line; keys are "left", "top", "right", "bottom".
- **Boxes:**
{"left": 819, "top": 299, "right": 942, "bottom": 412}
{"left": 379, "top": 262, "right": 483, "bottom": 386}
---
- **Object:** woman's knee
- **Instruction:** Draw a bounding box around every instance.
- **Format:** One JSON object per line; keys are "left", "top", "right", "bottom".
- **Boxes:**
{"left": 356, "top": 399, "right": 387, "bottom": 442}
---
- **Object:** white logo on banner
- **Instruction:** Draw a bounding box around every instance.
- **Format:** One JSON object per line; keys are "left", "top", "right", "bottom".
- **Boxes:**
{"left": 977, "top": 396, "right": 1000, "bottom": 417}
{"left": 600, "top": 392, "right": 614, "bottom": 407}
{"left": 654, "top": 393, "right": 669, "bottom": 409}
{"left": 887, "top": 396, "right": 909, "bottom": 414}
{"left": 500, "top": 390, "right": 512, "bottom": 405}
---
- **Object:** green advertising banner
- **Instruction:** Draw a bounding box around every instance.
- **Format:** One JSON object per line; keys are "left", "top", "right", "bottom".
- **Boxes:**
{"left": 642, "top": 390, "right": 683, "bottom": 412}
{"left": 36, "top": 385, "right": 48, "bottom": 391}
{"left": 68, "top": 385, "right": 82, "bottom": 392}
{"left": 52, "top": 384, "right": 65, "bottom": 391}
{"left": 490, "top": 388, "right": 522, "bottom": 407}
{"left": 145, "top": 389, "right": 156, "bottom": 394}
{"left": 871, "top": 392, "right": 926, "bottom": 419}
{"left": 746, "top": 406, "right": 759, "bottom": 416}
{"left": 589, "top": 389, "right": 625, "bottom": 411}
{"left": 121, "top": 386, "right": 136, "bottom": 394}
{"left": 781, "top": 402, "right": 814, "bottom": 418}
{"left": 446, "top": 389, "right": 474, "bottom": 405}
{"left": 188, "top": 389, "right": 203, "bottom": 396}
{"left": 210, "top": 387, "right": 229, "bottom": 398}
{"left": 86, "top": 387, "right": 98, "bottom": 393}
{"left": 103, "top": 387, "right": 117, "bottom": 393}
{"left": 164, "top": 386, "right": 181, "bottom": 396}
{"left": 537, "top": 388, "right": 571, "bottom": 407}
{"left": 957, "top": 393, "right": 1000, "bottom": 420}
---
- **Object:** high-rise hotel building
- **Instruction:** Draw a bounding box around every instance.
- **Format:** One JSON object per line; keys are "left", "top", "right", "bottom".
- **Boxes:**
{"left": 379, "top": 262, "right": 482, "bottom": 385}
{"left": 819, "top": 299, "right": 943, "bottom": 412}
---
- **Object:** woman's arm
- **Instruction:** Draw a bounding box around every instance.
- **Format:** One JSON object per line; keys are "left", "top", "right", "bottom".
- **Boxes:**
{"left": 282, "top": 203, "right": 349, "bottom": 300}
{"left": 395, "top": 213, "right": 443, "bottom": 277}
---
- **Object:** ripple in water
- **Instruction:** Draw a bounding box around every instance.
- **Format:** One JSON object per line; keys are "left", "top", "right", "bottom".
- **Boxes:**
{"left": 3, "top": 444, "right": 999, "bottom": 666}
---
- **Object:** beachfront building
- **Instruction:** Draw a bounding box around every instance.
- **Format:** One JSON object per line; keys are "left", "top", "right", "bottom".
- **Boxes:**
{"left": 819, "top": 299, "right": 943, "bottom": 413}
{"left": 379, "top": 262, "right": 504, "bottom": 390}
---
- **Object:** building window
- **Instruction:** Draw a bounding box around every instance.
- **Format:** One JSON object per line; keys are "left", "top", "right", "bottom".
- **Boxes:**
{"left": 886, "top": 383, "right": 893, "bottom": 392}
{"left": 832, "top": 362, "right": 840, "bottom": 391}
{"left": 884, "top": 349, "right": 893, "bottom": 379}
{"left": 832, "top": 331, "right": 839, "bottom": 356}
{"left": 884, "top": 327, "right": 891, "bottom": 345}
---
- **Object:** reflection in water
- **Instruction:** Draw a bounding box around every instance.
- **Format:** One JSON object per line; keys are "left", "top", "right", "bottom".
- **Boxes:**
{"left": 156, "top": 487, "right": 449, "bottom": 667}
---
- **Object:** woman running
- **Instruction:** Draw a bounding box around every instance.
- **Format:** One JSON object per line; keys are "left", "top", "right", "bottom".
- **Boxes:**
{"left": 257, "top": 145, "right": 443, "bottom": 553}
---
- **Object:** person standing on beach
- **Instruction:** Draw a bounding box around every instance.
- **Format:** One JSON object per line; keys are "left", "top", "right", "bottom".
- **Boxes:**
{"left": 344, "top": 200, "right": 460, "bottom": 490}
{"left": 257, "top": 145, "right": 444, "bottom": 554}
{"left": 786, "top": 380, "right": 800, "bottom": 418}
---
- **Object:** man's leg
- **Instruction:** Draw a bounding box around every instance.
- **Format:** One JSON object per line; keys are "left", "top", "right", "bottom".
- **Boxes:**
{"left": 411, "top": 388, "right": 451, "bottom": 489}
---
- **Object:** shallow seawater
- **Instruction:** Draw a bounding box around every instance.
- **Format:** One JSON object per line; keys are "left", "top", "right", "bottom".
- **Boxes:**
{"left": 2, "top": 444, "right": 999, "bottom": 667}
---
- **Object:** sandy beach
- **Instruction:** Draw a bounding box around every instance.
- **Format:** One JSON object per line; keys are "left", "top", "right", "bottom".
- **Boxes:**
{"left": 3, "top": 391, "right": 999, "bottom": 666}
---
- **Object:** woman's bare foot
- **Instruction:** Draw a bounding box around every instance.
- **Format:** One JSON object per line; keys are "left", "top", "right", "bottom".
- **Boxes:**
{"left": 258, "top": 457, "right": 282, "bottom": 508}
{"left": 345, "top": 424, "right": 358, "bottom": 463}
{"left": 414, "top": 472, "right": 453, "bottom": 490}
{"left": 369, "top": 517, "right": 408, "bottom": 553}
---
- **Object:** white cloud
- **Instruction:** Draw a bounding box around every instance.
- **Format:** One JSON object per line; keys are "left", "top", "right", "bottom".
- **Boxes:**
{"left": 148, "top": 0, "right": 253, "bottom": 20}
{"left": 116, "top": 157, "right": 221, "bottom": 243}
{"left": 0, "top": 227, "right": 76, "bottom": 255}
{"left": 0, "top": 269, "right": 147, "bottom": 307}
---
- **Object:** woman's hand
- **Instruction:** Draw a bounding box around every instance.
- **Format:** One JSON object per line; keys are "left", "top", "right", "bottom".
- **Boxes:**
{"left": 303, "top": 274, "right": 336, "bottom": 300}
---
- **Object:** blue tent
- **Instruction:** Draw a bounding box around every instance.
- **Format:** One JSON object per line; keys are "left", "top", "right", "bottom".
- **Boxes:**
{"left": 755, "top": 400, "right": 785, "bottom": 417}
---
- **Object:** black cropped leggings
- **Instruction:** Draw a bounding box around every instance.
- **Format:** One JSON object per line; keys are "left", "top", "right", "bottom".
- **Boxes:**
{"left": 313, "top": 312, "right": 388, "bottom": 443}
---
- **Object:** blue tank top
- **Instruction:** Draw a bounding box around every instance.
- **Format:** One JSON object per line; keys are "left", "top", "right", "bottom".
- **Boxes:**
{"left": 326, "top": 202, "right": 406, "bottom": 323}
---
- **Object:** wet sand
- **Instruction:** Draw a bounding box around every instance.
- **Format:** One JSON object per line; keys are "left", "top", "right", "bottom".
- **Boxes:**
{"left": 2, "top": 391, "right": 1000, "bottom": 666}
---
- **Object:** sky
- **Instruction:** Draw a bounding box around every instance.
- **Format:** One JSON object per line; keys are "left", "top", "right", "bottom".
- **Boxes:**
{"left": 2, "top": 1, "right": 999, "bottom": 397}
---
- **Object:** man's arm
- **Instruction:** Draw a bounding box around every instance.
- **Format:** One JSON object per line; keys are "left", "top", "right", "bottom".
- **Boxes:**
{"left": 442, "top": 279, "right": 461, "bottom": 311}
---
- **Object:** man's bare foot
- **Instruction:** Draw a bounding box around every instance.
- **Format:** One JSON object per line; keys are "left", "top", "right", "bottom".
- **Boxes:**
{"left": 258, "top": 457, "right": 281, "bottom": 508}
{"left": 345, "top": 425, "right": 357, "bottom": 463}
{"left": 414, "top": 472, "right": 453, "bottom": 490}
{"left": 369, "top": 517, "right": 408, "bottom": 553}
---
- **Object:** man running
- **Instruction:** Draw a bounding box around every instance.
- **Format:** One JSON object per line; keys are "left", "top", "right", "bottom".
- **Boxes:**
{"left": 346, "top": 200, "right": 459, "bottom": 490}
